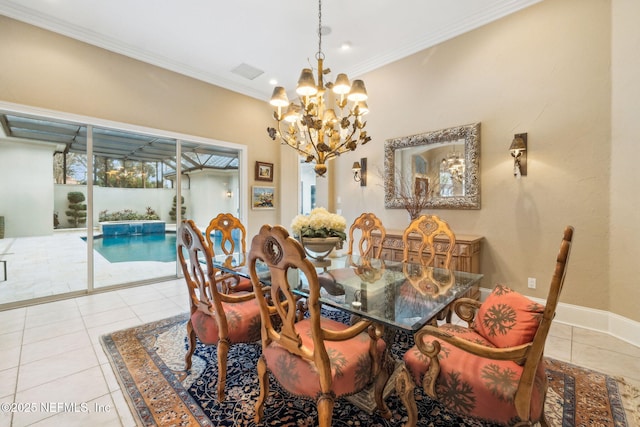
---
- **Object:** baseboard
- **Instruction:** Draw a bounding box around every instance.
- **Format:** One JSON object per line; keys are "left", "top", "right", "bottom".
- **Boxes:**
{"left": 479, "top": 287, "right": 640, "bottom": 349}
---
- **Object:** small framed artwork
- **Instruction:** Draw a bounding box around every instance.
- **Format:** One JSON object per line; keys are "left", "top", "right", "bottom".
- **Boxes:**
{"left": 255, "top": 161, "right": 274, "bottom": 182}
{"left": 252, "top": 186, "right": 275, "bottom": 210}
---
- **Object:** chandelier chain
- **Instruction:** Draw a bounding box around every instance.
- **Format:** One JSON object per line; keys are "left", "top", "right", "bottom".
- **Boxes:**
{"left": 316, "top": 0, "right": 324, "bottom": 60}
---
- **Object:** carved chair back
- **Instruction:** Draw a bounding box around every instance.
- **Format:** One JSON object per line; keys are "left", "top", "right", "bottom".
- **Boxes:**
{"left": 178, "top": 219, "right": 224, "bottom": 326}
{"left": 206, "top": 213, "right": 252, "bottom": 293}
{"left": 402, "top": 214, "right": 456, "bottom": 268}
{"left": 205, "top": 213, "right": 247, "bottom": 257}
{"left": 249, "top": 224, "right": 328, "bottom": 365}
{"left": 347, "top": 212, "right": 386, "bottom": 258}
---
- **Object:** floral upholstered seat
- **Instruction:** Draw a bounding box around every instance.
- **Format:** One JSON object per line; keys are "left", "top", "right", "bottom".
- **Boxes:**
{"left": 403, "top": 286, "right": 547, "bottom": 424}
{"left": 248, "top": 224, "right": 391, "bottom": 427}
{"left": 396, "top": 226, "right": 574, "bottom": 427}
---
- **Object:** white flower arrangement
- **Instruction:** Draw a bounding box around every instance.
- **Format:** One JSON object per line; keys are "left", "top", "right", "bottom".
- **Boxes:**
{"left": 291, "top": 207, "right": 347, "bottom": 242}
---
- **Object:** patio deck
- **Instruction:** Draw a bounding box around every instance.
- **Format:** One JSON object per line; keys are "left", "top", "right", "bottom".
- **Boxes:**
{"left": 0, "top": 227, "right": 179, "bottom": 308}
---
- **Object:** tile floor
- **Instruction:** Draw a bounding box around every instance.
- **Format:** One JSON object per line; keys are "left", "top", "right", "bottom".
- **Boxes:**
{"left": 1, "top": 279, "right": 639, "bottom": 427}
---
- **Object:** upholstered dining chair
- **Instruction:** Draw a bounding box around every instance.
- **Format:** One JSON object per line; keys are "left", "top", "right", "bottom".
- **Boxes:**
{"left": 396, "top": 226, "right": 574, "bottom": 427}
{"left": 347, "top": 212, "right": 387, "bottom": 258}
{"left": 248, "top": 224, "right": 392, "bottom": 427}
{"left": 402, "top": 214, "right": 457, "bottom": 322}
{"left": 177, "top": 219, "right": 262, "bottom": 402}
{"left": 205, "top": 212, "right": 253, "bottom": 293}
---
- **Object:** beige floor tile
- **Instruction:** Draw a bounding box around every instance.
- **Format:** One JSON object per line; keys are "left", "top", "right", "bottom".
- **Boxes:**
{"left": 16, "top": 345, "right": 99, "bottom": 392}
{"left": 116, "top": 286, "right": 169, "bottom": 306}
{"left": 0, "top": 410, "right": 12, "bottom": 427}
{"left": 0, "top": 308, "right": 26, "bottom": 334}
{"left": 94, "top": 341, "right": 111, "bottom": 366}
{"left": 20, "top": 329, "right": 92, "bottom": 365}
{"left": 0, "top": 346, "right": 21, "bottom": 371}
{"left": 544, "top": 335, "right": 572, "bottom": 362}
{"left": 75, "top": 292, "right": 129, "bottom": 316}
{"left": 24, "top": 304, "right": 82, "bottom": 329}
{"left": 571, "top": 341, "right": 640, "bottom": 382}
{"left": 572, "top": 327, "right": 640, "bottom": 358}
{"left": 0, "top": 366, "right": 18, "bottom": 399}
{"left": 548, "top": 321, "right": 572, "bottom": 340}
{"left": 81, "top": 306, "right": 139, "bottom": 330}
{"left": 21, "top": 317, "right": 86, "bottom": 345}
{"left": 99, "top": 362, "right": 121, "bottom": 394}
{"left": 110, "top": 389, "right": 137, "bottom": 427}
{"left": 13, "top": 366, "right": 110, "bottom": 426}
{"left": 131, "top": 298, "right": 185, "bottom": 324}
{"left": 86, "top": 318, "right": 144, "bottom": 345}
{"left": 0, "top": 331, "right": 23, "bottom": 351}
{"left": 25, "top": 298, "right": 78, "bottom": 317}
{"left": 153, "top": 279, "right": 185, "bottom": 298}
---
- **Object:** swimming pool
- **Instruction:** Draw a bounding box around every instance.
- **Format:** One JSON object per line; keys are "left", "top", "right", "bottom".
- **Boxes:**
{"left": 89, "top": 233, "right": 177, "bottom": 263}
{"left": 87, "top": 230, "right": 242, "bottom": 263}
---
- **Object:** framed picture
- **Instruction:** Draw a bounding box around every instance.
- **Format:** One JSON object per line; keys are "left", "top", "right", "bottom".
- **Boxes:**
{"left": 414, "top": 176, "right": 429, "bottom": 198}
{"left": 252, "top": 186, "right": 275, "bottom": 210}
{"left": 255, "top": 161, "right": 274, "bottom": 182}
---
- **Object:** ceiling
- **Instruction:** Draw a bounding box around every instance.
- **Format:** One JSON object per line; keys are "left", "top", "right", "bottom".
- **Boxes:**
{"left": 0, "top": 0, "right": 541, "bottom": 102}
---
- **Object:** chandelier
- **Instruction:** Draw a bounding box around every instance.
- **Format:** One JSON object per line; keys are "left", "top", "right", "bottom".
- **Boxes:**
{"left": 442, "top": 151, "right": 465, "bottom": 183}
{"left": 266, "top": 0, "right": 371, "bottom": 177}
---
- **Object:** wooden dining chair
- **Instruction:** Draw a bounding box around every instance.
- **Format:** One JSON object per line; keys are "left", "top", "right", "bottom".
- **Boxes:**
{"left": 402, "top": 214, "right": 456, "bottom": 268}
{"left": 402, "top": 214, "right": 457, "bottom": 322}
{"left": 248, "top": 224, "right": 392, "bottom": 427}
{"left": 178, "top": 219, "right": 262, "bottom": 402}
{"left": 396, "top": 226, "right": 574, "bottom": 427}
{"left": 347, "top": 212, "right": 387, "bottom": 258}
{"left": 205, "top": 213, "right": 253, "bottom": 293}
{"left": 319, "top": 212, "right": 387, "bottom": 294}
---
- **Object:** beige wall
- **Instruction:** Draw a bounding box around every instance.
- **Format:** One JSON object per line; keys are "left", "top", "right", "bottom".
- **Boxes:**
{"left": 610, "top": 0, "right": 640, "bottom": 322}
{"left": 334, "top": 0, "right": 640, "bottom": 322}
{"left": 1, "top": 0, "right": 639, "bottom": 323}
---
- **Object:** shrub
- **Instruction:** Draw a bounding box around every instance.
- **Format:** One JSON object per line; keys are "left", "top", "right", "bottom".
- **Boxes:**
{"left": 99, "top": 208, "right": 160, "bottom": 222}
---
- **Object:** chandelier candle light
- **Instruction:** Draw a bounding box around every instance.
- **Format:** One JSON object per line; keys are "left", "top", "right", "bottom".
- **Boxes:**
{"left": 267, "top": 0, "right": 371, "bottom": 177}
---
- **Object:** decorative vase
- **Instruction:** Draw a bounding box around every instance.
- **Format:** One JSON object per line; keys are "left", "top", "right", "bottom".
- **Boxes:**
{"left": 300, "top": 236, "right": 341, "bottom": 268}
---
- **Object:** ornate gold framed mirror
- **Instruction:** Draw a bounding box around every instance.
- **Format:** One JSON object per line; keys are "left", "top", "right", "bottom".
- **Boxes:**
{"left": 384, "top": 122, "right": 480, "bottom": 210}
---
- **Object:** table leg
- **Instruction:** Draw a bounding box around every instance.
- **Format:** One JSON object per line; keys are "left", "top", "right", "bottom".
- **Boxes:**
{"left": 372, "top": 325, "right": 397, "bottom": 419}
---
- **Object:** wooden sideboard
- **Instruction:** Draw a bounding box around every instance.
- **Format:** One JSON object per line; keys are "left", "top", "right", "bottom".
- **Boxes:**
{"left": 371, "top": 230, "right": 484, "bottom": 300}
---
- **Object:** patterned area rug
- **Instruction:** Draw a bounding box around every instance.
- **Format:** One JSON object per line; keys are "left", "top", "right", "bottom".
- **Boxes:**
{"left": 101, "top": 312, "right": 640, "bottom": 426}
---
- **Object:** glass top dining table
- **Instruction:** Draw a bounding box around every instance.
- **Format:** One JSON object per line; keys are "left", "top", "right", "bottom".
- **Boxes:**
{"left": 212, "top": 252, "right": 484, "bottom": 333}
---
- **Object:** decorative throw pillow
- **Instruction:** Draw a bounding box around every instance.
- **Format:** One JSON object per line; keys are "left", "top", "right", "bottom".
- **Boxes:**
{"left": 473, "top": 284, "right": 545, "bottom": 348}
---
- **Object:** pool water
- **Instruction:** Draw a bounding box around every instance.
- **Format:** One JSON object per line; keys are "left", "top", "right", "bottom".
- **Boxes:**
{"left": 87, "top": 230, "right": 242, "bottom": 263}
{"left": 90, "top": 233, "right": 177, "bottom": 263}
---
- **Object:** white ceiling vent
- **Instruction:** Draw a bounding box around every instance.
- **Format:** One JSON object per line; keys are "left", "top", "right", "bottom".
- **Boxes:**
{"left": 231, "top": 63, "right": 264, "bottom": 80}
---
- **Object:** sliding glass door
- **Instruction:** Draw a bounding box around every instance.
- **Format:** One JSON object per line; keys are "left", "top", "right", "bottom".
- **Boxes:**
{"left": 0, "top": 107, "right": 243, "bottom": 308}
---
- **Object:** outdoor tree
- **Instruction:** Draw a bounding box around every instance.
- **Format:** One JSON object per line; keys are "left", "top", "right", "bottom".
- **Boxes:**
{"left": 66, "top": 191, "right": 87, "bottom": 228}
{"left": 169, "top": 195, "right": 186, "bottom": 221}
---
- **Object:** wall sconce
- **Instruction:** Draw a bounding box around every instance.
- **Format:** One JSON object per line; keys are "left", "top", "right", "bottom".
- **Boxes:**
{"left": 352, "top": 158, "right": 367, "bottom": 186}
{"left": 509, "top": 133, "right": 527, "bottom": 177}
{"left": 225, "top": 189, "right": 233, "bottom": 198}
